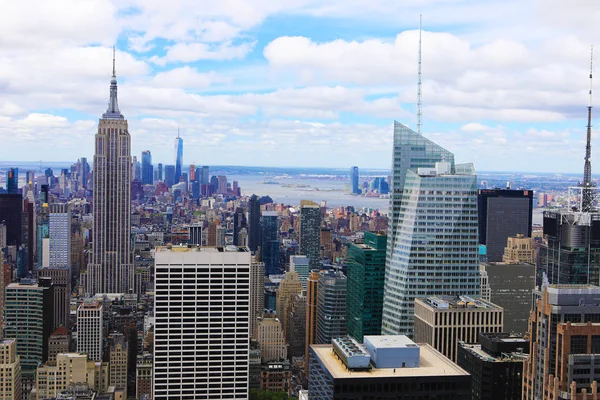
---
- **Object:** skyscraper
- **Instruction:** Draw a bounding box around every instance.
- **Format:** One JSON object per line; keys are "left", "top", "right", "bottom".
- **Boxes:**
{"left": 350, "top": 166, "right": 360, "bottom": 194}
{"left": 304, "top": 270, "right": 319, "bottom": 377}
{"left": 316, "top": 270, "right": 347, "bottom": 344}
{"left": 382, "top": 138, "right": 480, "bottom": 336}
{"left": 86, "top": 50, "right": 134, "bottom": 295}
{"left": 157, "top": 163, "right": 163, "bottom": 181}
{"left": 346, "top": 231, "right": 386, "bottom": 341}
{"left": 80, "top": 157, "right": 90, "bottom": 189}
{"left": 0, "top": 194, "right": 22, "bottom": 248}
{"left": 233, "top": 207, "right": 246, "bottom": 246}
{"left": 248, "top": 194, "right": 261, "bottom": 252}
{"left": 261, "top": 211, "right": 280, "bottom": 275}
{"left": 6, "top": 168, "right": 18, "bottom": 194}
{"left": 0, "top": 339, "right": 22, "bottom": 400}
{"left": 153, "top": 245, "right": 251, "bottom": 399}
{"left": 250, "top": 261, "right": 265, "bottom": 338}
{"left": 164, "top": 165, "right": 175, "bottom": 187}
{"left": 48, "top": 204, "right": 71, "bottom": 269}
{"left": 141, "top": 150, "right": 153, "bottom": 185}
{"left": 299, "top": 203, "right": 321, "bottom": 270}
{"left": 477, "top": 189, "right": 533, "bottom": 262}
{"left": 174, "top": 130, "right": 183, "bottom": 184}
{"left": 76, "top": 299, "right": 103, "bottom": 362}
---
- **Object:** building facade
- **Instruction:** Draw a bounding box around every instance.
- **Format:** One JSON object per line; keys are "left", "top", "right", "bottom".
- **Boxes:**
{"left": 0, "top": 339, "right": 21, "bottom": 400}
{"left": 289, "top": 255, "right": 310, "bottom": 290}
{"left": 316, "top": 270, "right": 347, "bottom": 344}
{"left": 173, "top": 133, "right": 183, "bottom": 184}
{"left": 256, "top": 317, "right": 287, "bottom": 362}
{"left": 299, "top": 203, "right": 321, "bottom": 271}
{"left": 250, "top": 261, "right": 265, "bottom": 339}
{"left": 76, "top": 299, "right": 103, "bottom": 362}
{"left": 346, "top": 231, "right": 386, "bottom": 342}
{"left": 382, "top": 157, "right": 481, "bottom": 336}
{"left": 141, "top": 150, "right": 153, "bottom": 185}
{"left": 414, "top": 296, "right": 503, "bottom": 362}
{"left": 248, "top": 195, "right": 261, "bottom": 253}
{"left": 261, "top": 211, "right": 280, "bottom": 276}
{"left": 502, "top": 234, "right": 535, "bottom": 264}
{"left": 153, "top": 246, "right": 251, "bottom": 400}
{"left": 304, "top": 270, "right": 319, "bottom": 376}
{"left": 86, "top": 54, "right": 134, "bottom": 295}
{"left": 350, "top": 166, "right": 360, "bottom": 194}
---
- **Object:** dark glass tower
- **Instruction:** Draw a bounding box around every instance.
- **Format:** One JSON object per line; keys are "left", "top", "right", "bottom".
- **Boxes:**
{"left": 6, "top": 168, "right": 18, "bottom": 194}
{"left": 0, "top": 194, "right": 23, "bottom": 247}
{"left": 299, "top": 203, "right": 321, "bottom": 270}
{"left": 477, "top": 189, "right": 533, "bottom": 262}
{"left": 233, "top": 207, "right": 246, "bottom": 246}
{"left": 141, "top": 150, "right": 153, "bottom": 185}
{"left": 248, "top": 195, "right": 261, "bottom": 252}
{"left": 164, "top": 165, "right": 175, "bottom": 187}
{"left": 174, "top": 131, "right": 183, "bottom": 184}
{"left": 350, "top": 166, "right": 360, "bottom": 194}
{"left": 261, "top": 211, "right": 280, "bottom": 275}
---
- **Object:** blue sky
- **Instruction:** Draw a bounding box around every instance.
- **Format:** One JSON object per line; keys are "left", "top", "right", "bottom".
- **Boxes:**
{"left": 1, "top": 0, "right": 600, "bottom": 172}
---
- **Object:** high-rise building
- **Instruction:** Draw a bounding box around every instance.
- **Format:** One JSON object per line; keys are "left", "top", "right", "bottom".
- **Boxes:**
{"left": 382, "top": 155, "right": 481, "bottom": 336}
{"left": 86, "top": 52, "right": 134, "bottom": 295}
{"left": 285, "top": 293, "right": 306, "bottom": 359}
{"left": 350, "top": 166, "right": 360, "bottom": 194}
{"left": 305, "top": 270, "right": 319, "bottom": 368}
{"left": 346, "top": 231, "right": 386, "bottom": 342}
{"left": 109, "top": 334, "right": 128, "bottom": 397}
{"left": 316, "top": 270, "right": 347, "bottom": 344}
{"left": 248, "top": 195, "right": 261, "bottom": 252}
{"left": 309, "top": 336, "right": 471, "bottom": 400}
{"left": 153, "top": 245, "right": 251, "bottom": 399}
{"left": 174, "top": 131, "right": 183, "bottom": 184}
{"left": 136, "top": 353, "right": 153, "bottom": 400}
{"left": 141, "top": 150, "right": 153, "bottom": 185}
{"left": 289, "top": 255, "right": 310, "bottom": 290}
{"left": 48, "top": 204, "right": 71, "bottom": 269}
{"left": 261, "top": 211, "right": 280, "bottom": 275}
{"left": 276, "top": 271, "right": 302, "bottom": 333}
{"left": 299, "top": 203, "right": 321, "bottom": 270}
{"left": 256, "top": 317, "right": 287, "bottom": 362}
{"left": 458, "top": 332, "right": 528, "bottom": 400}
{"left": 38, "top": 268, "right": 69, "bottom": 331}
{"left": 502, "top": 234, "right": 535, "bottom": 264}
{"left": 48, "top": 326, "right": 71, "bottom": 364}
{"left": 479, "top": 261, "right": 535, "bottom": 334}
{"left": 164, "top": 165, "right": 175, "bottom": 187}
{"left": 76, "top": 299, "right": 103, "bottom": 362}
{"left": 0, "top": 195, "right": 22, "bottom": 248}
{"left": 478, "top": 189, "right": 533, "bottom": 262}
{"left": 157, "top": 163, "right": 163, "bottom": 181}
{"left": 5, "top": 280, "right": 54, "bottom": 385}
{"left": 250, "top": 261, "right": 265, "bottom": 338}
{"left": 413, "top": 296, "right": 504, "bottom": 362}
{"left": 0, "top": 339, "right": 22, "bottom": 400}
{"left": 523, "top": 284, "right": 600, "bottom": 399}
{"left": 80, "top": 157, "right": 90, "bottom": 189}
{"left": 233, "top": 208, "right": 246, "bottom": 246}
{"left": 6, "top": 168, "right": 18, "bottom": 194}
{"left": 200, "top": 166, "right": 209, "bottom": 185}
{"left": 36, "top": 353, "right": 106, "bottom": 398}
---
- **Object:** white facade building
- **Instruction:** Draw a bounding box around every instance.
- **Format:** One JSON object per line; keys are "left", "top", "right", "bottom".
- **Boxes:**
{"left": 76, "top": 299, "right": 103, "bottom": 362}
{"left": 153, "top": 245, "right": 251, "bottom": 400}
{"left": 49, "top": 203, "right": 71, "bottom": 269}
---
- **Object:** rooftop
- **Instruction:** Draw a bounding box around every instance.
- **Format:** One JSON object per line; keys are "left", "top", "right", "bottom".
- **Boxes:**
{"left": 364, "top": 335, "right": 419, "bottom": 349}
{"left": 419, "top": 296, "right": 502, "bottom": 310}
{"left": 311, "top": 343, "right": 468, "bottom": 379}
{"left": 155, "top": 245, "right": 249, "bottom": 253}
{"left": 459, "top": 343, "right": 528, "bottom": 363}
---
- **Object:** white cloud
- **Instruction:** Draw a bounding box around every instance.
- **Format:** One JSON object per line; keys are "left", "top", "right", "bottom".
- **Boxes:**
{"left": 150, "top": 41, "right": 256, "bottom": 65}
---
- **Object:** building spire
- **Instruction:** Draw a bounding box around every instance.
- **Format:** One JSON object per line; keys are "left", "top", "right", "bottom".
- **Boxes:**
{"left": 416, "top": 14, "right": 423, "bottom": 135}
{"left": 582, "top": 45, "right": 594, "bottom": 212}
{"left": 102, "top": 46, "right": 124, "bottom": 120}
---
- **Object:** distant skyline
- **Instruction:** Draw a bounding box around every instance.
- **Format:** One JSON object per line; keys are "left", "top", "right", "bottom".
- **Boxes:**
{"left": 1, "top": 0, "right": 600, "bottom": 172}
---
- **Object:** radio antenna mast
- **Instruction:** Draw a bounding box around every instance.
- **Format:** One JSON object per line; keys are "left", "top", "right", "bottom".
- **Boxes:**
{"left": 417, "top": 14, "right": 423, "bottom": 135}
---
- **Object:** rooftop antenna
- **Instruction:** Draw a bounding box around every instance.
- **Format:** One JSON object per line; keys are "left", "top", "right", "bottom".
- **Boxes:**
{"left": 177, "top": 125, "right": 180, "bottom": 138}
{"left": 582, "top": 45, "right": 595, "bottom": 212}
{"left": 417, "top": 14, "right": 423, "bottom": 135}
{"left": 112, "top": 46, "right": 116, "bottom": 77}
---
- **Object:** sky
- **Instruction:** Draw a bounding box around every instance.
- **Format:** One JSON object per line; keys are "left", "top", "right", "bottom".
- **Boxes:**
{"left": 1, "top": 0, "right": 600, "bottom": 172}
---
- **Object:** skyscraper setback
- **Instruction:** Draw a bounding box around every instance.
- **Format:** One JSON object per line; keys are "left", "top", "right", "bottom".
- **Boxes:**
{"left": 85, "top": 51, "right": 134, "bottom": 295}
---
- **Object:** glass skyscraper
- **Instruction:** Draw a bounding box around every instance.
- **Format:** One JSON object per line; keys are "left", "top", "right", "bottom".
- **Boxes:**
{"left": 350, "top": 166, "right": 360, "bottom": 194}
{"left": 300, "top": 203, "right": 321, "bottom": 270}
{"left": 174, "top": 132, "right": 183, "bottom": 184}
{"left": 141, "top": 150, "right": 153, "bottom": 185}
{"left": 6, "top": 168, "right": 18, "bottom": 194}
{"left": 382, "top": 122, "right": 479, "bottom": 336}
{"left": 260, "top": 211, "right": 280, "bottom": 275}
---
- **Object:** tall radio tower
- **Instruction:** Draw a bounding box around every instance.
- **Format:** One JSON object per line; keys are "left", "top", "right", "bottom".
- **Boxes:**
{"left": 582, "top": 46, "right": 595, "bottom": 212}
{"left": 416, "top": 14, "right": 423, "bottom": 135}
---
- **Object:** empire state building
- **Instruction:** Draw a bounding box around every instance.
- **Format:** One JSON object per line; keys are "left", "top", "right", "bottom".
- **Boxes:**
{"left": 86, "top": 50, "right": 134, "bottom": 295}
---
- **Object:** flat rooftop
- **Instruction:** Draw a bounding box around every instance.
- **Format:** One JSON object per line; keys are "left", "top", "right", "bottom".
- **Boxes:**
{"left": 420, "top": 296, "right": 502, "bottom": 310}
{"left": 312, "top": 343, "right": 468, "bottom": 379}
{"left": 460, "top": 344, "right": 527, "bottom": 363}
{"left": 364, "top": 335, "right": 418, "bottom": 349}
{"left": 155, "top": 245, "right": 249, "bottom": 253}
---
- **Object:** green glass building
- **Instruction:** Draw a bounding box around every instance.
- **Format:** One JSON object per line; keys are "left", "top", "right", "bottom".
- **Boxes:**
{"left": 346, "top": 231, "right": 387, "bottom": 342}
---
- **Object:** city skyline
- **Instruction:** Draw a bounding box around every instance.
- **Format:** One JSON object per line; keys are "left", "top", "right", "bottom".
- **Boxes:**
{"left": 1, "top": 1, "right": 599, "bottom": 172}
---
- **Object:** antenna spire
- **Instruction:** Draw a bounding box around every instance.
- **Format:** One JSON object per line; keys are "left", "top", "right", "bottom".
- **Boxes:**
{"left": 112, "top": 46, "right": 116, "bottom": 78}
{"left": 417, "top": 14, "right": 423, "bottom": 135}
{"left": 582, "top": 45, "right": 594, "bottom": 212}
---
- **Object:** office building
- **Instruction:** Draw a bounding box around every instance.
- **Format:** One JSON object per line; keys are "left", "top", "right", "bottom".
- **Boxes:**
{"left": 479, "top": 261, "right": 535, "bottom": 334}
{"left": 256, "top": 317, "right": 287, "bottom": 362}
{"left": 414, "top": 296, "right": 503, "bottom": 362}
{"left": 188, "top": 225, "right": 202, "bottom": 245}
{"left": 164, "top": 165, "right": 175, "bottom": 187}
{"left": 38, "top": 268, "right": 70, "bottom": 330}
{"left": 523, "top": 284, "right": 600, "bottom": 399}
{"left": 261, "top": 211, "right": 280, "bottom": 276}
{"left": 350, "top": 166, "right": 360, "bottom": 194}
{"left": 285, "top": 293, "right": 306, "bottom": 359}
{"left": 304, "top": 270, "right": 319, "bottom": 376}
{"left": 457, "top": 333, "right": 528, "bottom": 400}
{"left": 289, "top": 255, "right": 310, "bottom": 290}
{"left": 309, "top": 335, "right": 471, "bottom": 399}
{"left": 6, "top": 168, "right": 18, "bottom": 194}
{"left": 86, "top": 52, "right": 134, "bottom": 295}
{"left": 502, "top": 234, "right": 535, "bottom": 264}
{"left": 250, "top": 261, "right": 265, "bottom": 338}
{"left": 0, "top": 195, "right": 22, "bottom": 248}
{"left": 276, "top": 271, "right": 302, "bottom": 333}
{"left": 248, "top": 195, "right": 261, "bottom": 252}
{"left": 478, "top": 189, "right": 533, "bottom": 262}
{"left": 233, "top": 208, "right": 246, "bottom": 246}
{"left": 21, "top": 198, "right": 34, "bottom": 275}
{"left": 346, "top": 231, "right": 386, "bottom": 342}
{"left": 136, "top": 353, "right": 153, "bottom": 400}
{"left": 316, "top": 270, "right": 347, "bottom": 344}
{"left": 259, "top": 361, "right": 291, "bottom": 393}
{"left": 382, "top": 157, "right": 481, "bottom": 336}
{"left": 174, "top": 131, "right": 183, "bottom": 184}
{"left": 141, "top": 150, "right": 153, "bottom": 185}
{"left": 109, "top": 334, "right": 128, "bottom": 397}
{"left": 299, "top": 203, "right": 321, "bottom": 270}
{"left": 47, "top": 326, "right": 71, "bottom": 364}
{"left": 76, "top": 299, "right": 103, "bottom": 362}
{"left": 36, "top": 353, "right": 107, "bottom": 399}
{"left": 156, "top": 162, "right": 163, "bottom": 181}
{"left": 48, "top": 203, "right": 71, "bottom": 269}
{"left": 5, "top": 280, "right": 54, "bottom": 387}
{"left": 153, "top": 245, "right": 250, "bottom": 400}
{"left": 0, "top": 339, "right": 21, "bottom": 400}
